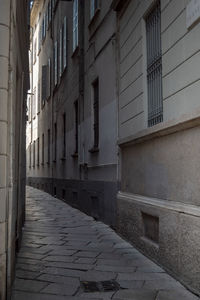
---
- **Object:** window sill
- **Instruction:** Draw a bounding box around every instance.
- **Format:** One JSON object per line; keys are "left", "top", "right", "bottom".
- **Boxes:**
{"left": 89, "top": 146, "right": 99, "bottom": 153}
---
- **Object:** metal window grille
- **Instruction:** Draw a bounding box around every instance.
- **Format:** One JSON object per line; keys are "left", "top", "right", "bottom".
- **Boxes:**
{"left": 42, "top": 134, "right": 44, "bottom": 165}
{"left": 63, "top": 16, "right": 67, "bottom": 70}
{"left": 146, "top": 1, "right": 163, "bottom": 127}
{"left": 63, "top": 113, "right": 66, "bottom": 158}
{"left": 37, "top": 137, "right": 40, "bottom": 166}
{"left": 93, "top": 79, "right": 99, "bottom": 148}
{"left": 48, "top": 129, "right": 50, "bottom": 164}
{"left": 74, "top": 101, "right": 78, "bottom": 153}
{"left": 54, "top": 123, "right": 57, "bottom": 161}
{"left": 33, "top": 141, "right": 36, "bottom": 168}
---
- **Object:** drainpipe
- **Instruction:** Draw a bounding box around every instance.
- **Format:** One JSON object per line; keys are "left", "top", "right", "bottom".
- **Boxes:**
{"left": 6, "top": 0, "right": 13, "bottom": 298}
{"left": 79, "top": 0, "right": 85, "bottom": 180}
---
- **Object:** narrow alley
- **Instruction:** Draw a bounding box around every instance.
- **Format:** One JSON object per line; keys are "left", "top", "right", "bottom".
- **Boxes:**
{"left": 11, "top": 187, "right": 198, "bottom": 300}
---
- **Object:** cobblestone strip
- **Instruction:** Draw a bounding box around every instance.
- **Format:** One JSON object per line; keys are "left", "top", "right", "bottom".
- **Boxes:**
{"left": 11, "top": 187, "right": 199, "bottom": 300}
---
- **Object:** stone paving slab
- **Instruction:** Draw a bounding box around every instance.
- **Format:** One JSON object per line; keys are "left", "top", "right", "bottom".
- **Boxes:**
{"left": 11, "top": 187, "right": 199, "bottom": 300}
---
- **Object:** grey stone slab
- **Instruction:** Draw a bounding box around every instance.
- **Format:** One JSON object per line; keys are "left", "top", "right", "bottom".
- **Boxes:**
{"left": 96, "top": 259, "right": 129, "bottom": 267}
{"left": 18, "top": 252, "right": 47, "bottom": 260}
{"left": 113, "top": 289, "right": 158, "bottom": 300}
{"left": 143, "top": 279, "right": 184, "bottom": 290}
{"left": 75, "top": 257, "right": 96, "bottom": 264}
{"left": 12, "top": 291, "right": 68, "bottom": 300}
{"left": 37, "top": 273, "right": 80, "bottom": 285}
{"left": 13, "top": 278, "right": 48, "bottom": 292}
{"left": 94, "top": 265, "right": 136, "bottom": 273}
{"left": 75, "top": 251, "right": 100, "bottom": 258}
{"left": 156, "top": 289, "right": 199, "bottom": 300}
{"left": 117, "top": 271, "right": 173, "bottom": 281}
{"left": 16, "top": 263, "right": 45, "bottom": 272}
{"left": 79, "top": 291, "right": 115, "bottom": 299}
{"left": 41, "top": 283, "right": 78, "bottom": 296}
{"left": 44, "top": 266, "right": 85, "bottom": 277}
{"left": 80, "top": 270, "right": 116, "bottom": 281}
{"left": 15, "top": 269, "right": 40, "bottom": 280}
{"left": 117, "top": 280, "right": 144, "bottom": 289}
{"left": 43, "top": 255, "right": 74, "bottom": 263}
{"left": 49, "top": 249, "right": 77, "bottom": 256}
{"left": 43, "top": 261, "right": 94, "bottom": 270}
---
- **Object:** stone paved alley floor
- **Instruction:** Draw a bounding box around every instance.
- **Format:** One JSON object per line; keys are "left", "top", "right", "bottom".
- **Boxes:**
{"left": 11, "top": 187, "right": 199, "bottom": 300}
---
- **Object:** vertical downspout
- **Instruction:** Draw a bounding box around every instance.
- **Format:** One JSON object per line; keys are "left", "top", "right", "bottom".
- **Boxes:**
{"left": 79, "top": 0, "right": 85, "bottom": 180}
{"left": 6, "top": 0, "right": 13, "bottom": 298}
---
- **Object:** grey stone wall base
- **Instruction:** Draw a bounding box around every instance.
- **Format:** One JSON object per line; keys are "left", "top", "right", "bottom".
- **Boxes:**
{"left": 27, "top": 177, "right": 117, "bottom": 227}
{"left": 116, "top": 193, "right": 200, "bottom": 296}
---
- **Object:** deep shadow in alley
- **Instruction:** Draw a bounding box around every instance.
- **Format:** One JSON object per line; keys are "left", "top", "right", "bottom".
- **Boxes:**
{"left": 11, "top": 187, "right": 198, "bottom": 300}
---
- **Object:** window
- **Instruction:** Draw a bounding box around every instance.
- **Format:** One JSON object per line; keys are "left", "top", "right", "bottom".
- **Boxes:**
{"left": 29, "top": 143, "right": 31, "bottom": 168}
{"left": 54, "top": 122, "right": 57, "bottom": 161}
{"left": 42, "top": 65, "right": 47, "bottom": 106}
{"left": 59, "top": 27, "right": 63, "bottom": 77}
{"left": 48, "top": 0, "right": 52, "bottom": 26}
{"left": 73, "top": 0, "right": 78, "bottom": 51}
{"left": 90, "top": 0, "right": 99, "bottom": 19}
{"left": 54, "top": 41, "right": 58, "bottom": 86}
{"left": 37, "top": 137, "right": 40, "bottom": 166}
{"left": 62, "top": 113, "right": 66, "bottom": 158}
{"left": 47, "top": 58, "right": 51, "bottom": 98}
{"left": 42, "top": 133, "right": 44, "bottom": 165}
{"left": 92, "top": 79, "right": 99, "bottom": 149}
{"left": 74, "top": 101, "right": 78, "bottom": 154}
{"left": 33, "top": 141, "right": 36, "bottom": 168}
{"left": 146, "top": 1, "right": 163, "bottom": 127}
{"left": 33, "top": 38, "right": 37, "bottom": 63}
{"left": 28, "top": 96, "right": 32, "bottom": 122}
{"left": 37, "top": 80, "right": 40, "bottom": 113}
{"left": 42, "top": 14, "right": 46, "bottom": 41}
{"left": 32, "top": 87, "right": 36, "bottom": 119}
{"left": 63, "top": 16, "right": 67, "bottom": 70}
{"left": 47, "top": 129, "right": 50, "bottom": 164}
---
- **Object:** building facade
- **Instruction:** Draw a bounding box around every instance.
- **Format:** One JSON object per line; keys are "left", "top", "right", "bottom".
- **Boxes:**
{"left": 112, "top": 0, "right": 200, "bottom": 295}
{"left": 27, "top": 0, "right": 118, "bottom": 226}
{"left": 0, "top": 0, "right": 29, "bottom": 299}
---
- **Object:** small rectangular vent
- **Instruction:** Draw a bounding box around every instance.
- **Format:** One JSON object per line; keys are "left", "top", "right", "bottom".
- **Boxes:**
{"left": 142, "top": 212, "right": 159, "bottom": 244}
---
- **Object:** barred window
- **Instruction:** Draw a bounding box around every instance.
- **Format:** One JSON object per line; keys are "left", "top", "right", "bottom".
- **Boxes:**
{"left": 47, "top": 129, "right": 50, "bottom": 165}
{"left": 93, "top": 79, "right": 99, "bottom": 149}
{"left": 54, "top": 41, "right": 58, "bottom": 86}
{"left": 54, "top": 123, "right": 57, "bottom": 161}
{"left": 63, "top": 16, "right": 68, "bottom": 70}
{"left": 42, "top": 133, "right": 44, "bottom": 165}
{"left": 74, "top": 101, "right": 78, "bottom": 154}
{"left": 73, "top": 0, "right": 78, "bottom": 51}
{"left": 37, "top": 137, "right": 40, "bottom": 166}
{"left": 146, "top": 1, "right": 163, "bottom": 127}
